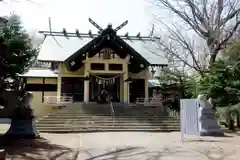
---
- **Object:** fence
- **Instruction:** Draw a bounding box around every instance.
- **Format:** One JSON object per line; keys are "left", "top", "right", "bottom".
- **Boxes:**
{"left": 43, "top": 96, "right": 73, "bottom": 105}
{"left": 136, "top": 97, "right": 163, "bottom": 106}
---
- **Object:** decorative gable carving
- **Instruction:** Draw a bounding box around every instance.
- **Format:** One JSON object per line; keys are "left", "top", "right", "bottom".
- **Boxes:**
{"left": 93, "top": 48, "right": 121, "bottom": 59}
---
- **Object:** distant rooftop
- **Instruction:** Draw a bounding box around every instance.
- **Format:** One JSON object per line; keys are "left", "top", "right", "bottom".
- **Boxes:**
{"left": 20, "top": 68, "right": 57, "bottom": 78}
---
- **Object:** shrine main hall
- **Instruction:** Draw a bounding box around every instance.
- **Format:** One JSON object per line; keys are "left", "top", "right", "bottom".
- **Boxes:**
{"left": 22, "top": 20, "right": 167, "bottom": 111}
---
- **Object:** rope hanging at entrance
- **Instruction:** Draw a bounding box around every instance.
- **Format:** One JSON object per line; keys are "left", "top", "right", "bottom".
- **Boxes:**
{"left": 89, "top": 73, "right": 123, "bottom": 85}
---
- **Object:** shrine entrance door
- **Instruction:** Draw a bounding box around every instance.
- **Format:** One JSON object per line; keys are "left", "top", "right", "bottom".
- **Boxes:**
{"left": 89, "top": 75, "right": 120, "bottom": 102}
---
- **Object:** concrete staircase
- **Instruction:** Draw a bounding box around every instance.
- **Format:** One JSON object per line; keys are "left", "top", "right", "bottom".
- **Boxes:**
{"left": 36, "top": 103, "right": 180, "bottom": 133}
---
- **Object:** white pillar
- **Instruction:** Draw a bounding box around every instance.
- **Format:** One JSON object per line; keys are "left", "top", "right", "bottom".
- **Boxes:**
{"left": 122, "top": 61, "right": 129, "bottom": 103}
{"left": 57, "top": 64, "right": 62, "bottom": 102}
{"left": 57, "top": 76, "right": 62, "bottom": 98}
{"left": 84, "top": 80, "right": 89, "bottom": 103}
{"left": 84, "top": 62, "right": 90, "bottom": 103}
{"left": 123, "top": 81, "right": 128, "bottom": 103}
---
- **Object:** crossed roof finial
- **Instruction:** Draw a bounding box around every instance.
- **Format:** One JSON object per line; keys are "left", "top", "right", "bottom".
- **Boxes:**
{"left": 88, "top": 17, "right": 128, "bottom": 33}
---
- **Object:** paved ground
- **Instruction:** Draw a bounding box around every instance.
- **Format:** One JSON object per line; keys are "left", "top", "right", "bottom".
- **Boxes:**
{"left": 42, "top": 132, "right": 240, "bottom": 160}
{"left": 1, "top": 120, "right": 240, "bottom": 159}
{"left": 1, "top": 131, "right": 239, "bottom": 160}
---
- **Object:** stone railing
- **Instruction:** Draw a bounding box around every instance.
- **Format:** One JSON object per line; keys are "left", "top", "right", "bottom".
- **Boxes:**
{"left": 43, "top": 96, "right": 73, "bottom": 105}
{"left": 135, "top": 97, "right": 181, "bottom": 117}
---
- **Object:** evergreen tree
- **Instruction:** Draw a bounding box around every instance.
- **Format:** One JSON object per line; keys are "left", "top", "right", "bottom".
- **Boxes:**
{"left": 0, "top": 14, "right": 39, "bottom": 138}
{"left": 156, "top": 68, "right": 196, "bottom": 111}
{"left": 0, "top": 14, "right": 37, "bottom": 92}
{"left": 197, "top": 42, "right": 240, "bottom": 130}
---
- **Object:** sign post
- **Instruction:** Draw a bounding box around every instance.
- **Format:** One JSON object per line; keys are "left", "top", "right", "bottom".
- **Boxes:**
{"left": 180, "top": 98, "right": 223, "bottom": 143}
{"left": 180, "top": 99, "right": 200, "bottom": 143}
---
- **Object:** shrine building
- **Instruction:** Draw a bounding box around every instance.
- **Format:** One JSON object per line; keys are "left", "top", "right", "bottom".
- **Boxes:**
{"left": 21, "top": 20, "right": 167, "bottom": 116}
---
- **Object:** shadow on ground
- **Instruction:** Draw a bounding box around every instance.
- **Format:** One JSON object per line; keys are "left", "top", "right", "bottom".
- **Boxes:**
{"left": 80, "top": 146, "right": 236, "bottom": 160}
{"left": 0, "top": 139, "right": 156, "bottom": 160}
{"left": 0, "top": 135, "right": 77, "bottom": 159}
{"left": 0, "top": 137, "right": 236, "bottom": 160}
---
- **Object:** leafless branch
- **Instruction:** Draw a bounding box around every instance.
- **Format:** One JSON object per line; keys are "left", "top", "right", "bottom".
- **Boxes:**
{"left": 153, "top": 18, "right": 206, "bottom": 76}
{"left": 152, "top": 0, "right": 240, "bottom": 68}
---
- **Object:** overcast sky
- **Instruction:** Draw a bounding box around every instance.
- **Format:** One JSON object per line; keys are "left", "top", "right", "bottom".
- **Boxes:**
{"left": 0, "top": 0, "right": 159, "bottom": 36}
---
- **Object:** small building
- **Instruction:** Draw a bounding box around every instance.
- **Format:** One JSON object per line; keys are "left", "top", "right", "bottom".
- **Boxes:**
{"left": 21, "top": 21, "right": 167, "bottom": 117}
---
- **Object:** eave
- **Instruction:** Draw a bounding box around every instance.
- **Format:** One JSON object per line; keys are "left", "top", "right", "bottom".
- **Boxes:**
{"left": 64, "top": 28, "right": 150, "bottom": 73}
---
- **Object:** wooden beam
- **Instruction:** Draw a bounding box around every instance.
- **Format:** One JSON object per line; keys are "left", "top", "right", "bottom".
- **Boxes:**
{"left": 42, "top": 78, "right": 45, "bottom": 103}
{"left": 38, "top": 31, "right": 160, "bottom": 41}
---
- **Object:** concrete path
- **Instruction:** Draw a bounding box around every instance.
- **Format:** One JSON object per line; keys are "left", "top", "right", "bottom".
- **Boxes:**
{"left": 1, "top": 119, "right": 240, "bottom": 159}
{"left": 4, "top": 132, "right": 238, "bottom": 160}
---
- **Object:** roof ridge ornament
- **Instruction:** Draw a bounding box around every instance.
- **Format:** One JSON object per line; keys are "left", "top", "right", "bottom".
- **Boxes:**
{"left": 62, "top": 28, "right": 67, "bottom": 36}
{"left": 76, "top": 29, "right": 80, "bottom": 37}
{"left": 88, "top": 18, "right": 103, "bottom": 32}
{"left": 149, "top": 24, "right": 155, "bottom": 40}
{"left": 107, "top": 23, "right": 112, "bottom": 29}
{"left": 114, "top": 20, "right": 128, "bottom": 32}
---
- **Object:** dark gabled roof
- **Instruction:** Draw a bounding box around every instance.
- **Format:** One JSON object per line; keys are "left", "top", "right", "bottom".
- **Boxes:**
{"left": 64, "top": 27, "right": 150, "bottom": 73}
{"left": 37, "top": 28, "right": 168, "bottom": 72}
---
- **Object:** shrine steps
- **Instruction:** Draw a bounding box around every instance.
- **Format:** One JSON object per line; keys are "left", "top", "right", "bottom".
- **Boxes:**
{"left": 36, "top": 103, "right": 180, "bottom": 133}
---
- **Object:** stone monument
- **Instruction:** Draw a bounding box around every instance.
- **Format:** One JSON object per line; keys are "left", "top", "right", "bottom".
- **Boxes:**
{"left": 197, "top": 94, "right": 224, "bottom": 136}
{"left": 5, "top": 92, "right": 39, "bottom": 138}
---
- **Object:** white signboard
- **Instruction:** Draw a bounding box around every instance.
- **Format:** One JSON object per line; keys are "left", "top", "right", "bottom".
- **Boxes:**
{"left": 180, "top": 99, "right": 200, "bottom": 142}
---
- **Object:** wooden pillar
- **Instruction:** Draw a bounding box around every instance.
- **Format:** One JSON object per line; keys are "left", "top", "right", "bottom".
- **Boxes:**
{"left": 84, "top": 78, "right": 89, "bottom": 103}
{"left": 57, "top": 76, "right": 62, "bottom": 100}
{"left": 57, "top": 64, "right": 62, "bottom": 101}
{"left": 42, "top": 77, "right": 45, "bottom": 103}
{"left": 145, "top": 79, "right": 149, "bottom": 99}
{"left": 120, "top": 76, "right": 123, "bottom": 102}
{"left": 123, "top": 62, "right": 128, "bottom": 103}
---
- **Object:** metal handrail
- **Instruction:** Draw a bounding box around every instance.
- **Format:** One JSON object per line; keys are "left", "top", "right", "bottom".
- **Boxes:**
{"left": 107, "top": 96, "right": 114, "bottom": 117}
{"left": 109, "top": 101, "right": 114, "bottom": 117}
{"left": 107, "top": 96, "right": 115, "bottom": 127}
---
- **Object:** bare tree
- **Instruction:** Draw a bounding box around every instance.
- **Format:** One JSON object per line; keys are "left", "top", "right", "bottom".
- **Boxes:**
{"left": 152, "top": 0, "right": 240, "bottom": 69}
{"left": 156, "top": 22, "right": 208, "bottom": 76}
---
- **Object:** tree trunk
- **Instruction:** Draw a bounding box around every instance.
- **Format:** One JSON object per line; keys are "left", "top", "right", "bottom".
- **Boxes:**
{"left": 228, "top": 119, "right": 235, "bottom": 131}
{"left": 209, "top": 51, "right": 218, "bottom": 68}
{"left": 226, "top": 109, "right": 235, "bottom": 131}
{"left": 236, "top": 112, "right": 240, "bottom": 128}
